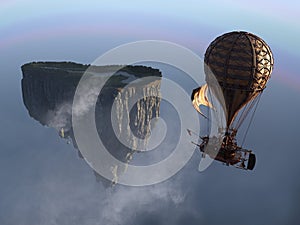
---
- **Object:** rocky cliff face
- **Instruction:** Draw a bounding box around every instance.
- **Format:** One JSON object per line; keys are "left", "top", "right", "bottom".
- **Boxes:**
{"left": 21, "top": 62, "right": 162, "bottom": 185}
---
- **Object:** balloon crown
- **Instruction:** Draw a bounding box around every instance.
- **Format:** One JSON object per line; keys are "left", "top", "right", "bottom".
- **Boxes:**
{"left": 204, "top": 31, "right": 274, "bottom": 92}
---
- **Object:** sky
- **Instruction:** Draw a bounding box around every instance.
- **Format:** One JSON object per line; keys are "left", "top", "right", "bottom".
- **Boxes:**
{"left": 0, "top": 0, "right": 300, "bottom": 225}
{"left": 1, "top": 0, "right": 300, "bottom": 88}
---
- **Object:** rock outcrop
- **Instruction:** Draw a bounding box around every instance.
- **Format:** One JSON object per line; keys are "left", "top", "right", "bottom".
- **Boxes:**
{"left": 21, "top": 62, "right": 162, "bottom": 185}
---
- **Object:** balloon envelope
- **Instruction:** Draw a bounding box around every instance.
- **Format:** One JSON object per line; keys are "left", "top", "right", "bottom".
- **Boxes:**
{"left": 204, "top": 31, "right": 274, "bottom": 127}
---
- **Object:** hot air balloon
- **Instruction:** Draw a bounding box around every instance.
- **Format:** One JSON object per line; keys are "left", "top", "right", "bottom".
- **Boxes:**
{"left": 191, "top": 31, "right": 274, "bottom": 170}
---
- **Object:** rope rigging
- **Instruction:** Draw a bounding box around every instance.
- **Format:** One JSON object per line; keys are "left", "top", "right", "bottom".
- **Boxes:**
{"left": 241, "top": 93, "right": 262, "bottom": 147}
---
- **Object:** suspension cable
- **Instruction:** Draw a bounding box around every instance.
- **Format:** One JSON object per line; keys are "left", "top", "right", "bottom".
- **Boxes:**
{"left": 235, "top": 100, "right": 248, "bottom": 129}
{"left": 236, "top": 97, "right": 257, "bottom": 130}
{"left": 241, "top": 94, "right": 262, "bottom": 147}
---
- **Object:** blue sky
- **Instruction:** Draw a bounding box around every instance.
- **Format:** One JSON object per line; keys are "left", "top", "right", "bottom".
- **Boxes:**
{"left": 1, "top": 0, "right": 300, "bottom": 54}
{"left": 1, "top": 0, "right": 300, "bottom": 91}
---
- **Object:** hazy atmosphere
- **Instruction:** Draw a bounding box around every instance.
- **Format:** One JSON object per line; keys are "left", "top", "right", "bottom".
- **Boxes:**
{"left": 0, "top": 1, "right": 300, "bottom": 225}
